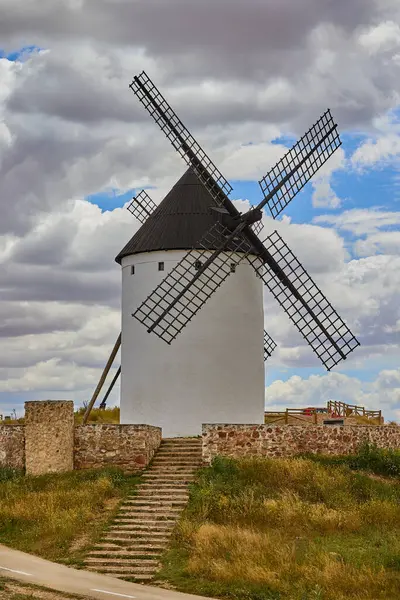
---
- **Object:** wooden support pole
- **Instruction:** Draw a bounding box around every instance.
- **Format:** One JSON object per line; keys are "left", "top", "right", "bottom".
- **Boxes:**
{"left": 285, "top": 408, "right": 289, "bottom": 425}
{"left": 99, "top": 366, "right": 121, "bottom": 410}
{"left": 82, "top": 333, "right": 122, "bottom": 424}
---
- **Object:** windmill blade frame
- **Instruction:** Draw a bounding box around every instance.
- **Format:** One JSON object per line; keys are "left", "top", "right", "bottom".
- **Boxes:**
{"left": 130, "top": 72, "right": 232, "bottom": 207}
{"left": 248, "top": 231, "right": 359, "bottom": 370}
{"left": 258, "top": 110, "right": 341, "bottom": 219}
{"left": 133, "top": 221, "right": 253, "bottom": 343}
{"left": 127, "top": 190, "right": 157, "bottom": 224}
{"left": 264, "top": 330, "right": 277, "bottom": 361}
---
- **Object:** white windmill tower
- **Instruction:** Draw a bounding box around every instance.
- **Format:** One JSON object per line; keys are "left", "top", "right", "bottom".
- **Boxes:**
{"left": 84, "top": 72, "right": 359, "bottom": 436}
{"left": 115, "top": 169, "right": 270, "bottom": 437}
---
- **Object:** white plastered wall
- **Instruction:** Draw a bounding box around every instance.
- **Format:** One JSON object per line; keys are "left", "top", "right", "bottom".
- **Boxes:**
{"left": 120, "top": 250, "right": 265, "bottom": 437}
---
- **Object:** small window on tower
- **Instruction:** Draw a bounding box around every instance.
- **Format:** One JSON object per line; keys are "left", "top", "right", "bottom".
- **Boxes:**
{"left": 230, "top": 263, "right": 236, "bottom": 273}
{"left": 194, "top": 260, "right": 202, "bottom": 271}
{"left": 158, "top": 261, "right": 164, "bottom": 271}
{"left": 131, "top": 265, "right": 135, "bottom": 275}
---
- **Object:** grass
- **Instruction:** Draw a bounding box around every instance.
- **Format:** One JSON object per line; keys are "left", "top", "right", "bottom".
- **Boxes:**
{"left": 1, "top": 405, "right": 121, "bottom": 426}
{"left": 157, "top": 453, "right": 400, "bottom": 600}
{"left": 0, "top": 466, "right": 138, "bottom": 565}
{"left": 0, "top": 576, "right": 90, "bottom": 599}
{"left": 305, "top": 442, "right": 400, "bottom": 478}
{"left": 74, "top": 406, "right": 120, "bottom": 424}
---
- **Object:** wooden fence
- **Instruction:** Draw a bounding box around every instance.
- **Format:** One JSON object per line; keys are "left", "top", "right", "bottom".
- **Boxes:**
{"left": 327, "top": 400, "right": 382, "bottom": 423}
{"left": 265, "top": 401, "right": 382, "bottom": 425}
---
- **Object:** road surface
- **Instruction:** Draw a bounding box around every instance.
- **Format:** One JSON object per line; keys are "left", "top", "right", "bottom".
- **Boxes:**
{"left": 0, "top": 544, "right": 208, "bottom": 600}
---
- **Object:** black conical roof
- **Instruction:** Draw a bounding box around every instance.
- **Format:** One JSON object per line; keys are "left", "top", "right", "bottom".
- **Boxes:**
{"left": 115, "top": 168, "right": 229, "bottom": 263}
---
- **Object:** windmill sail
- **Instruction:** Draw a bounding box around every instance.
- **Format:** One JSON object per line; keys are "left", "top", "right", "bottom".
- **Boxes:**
{"left": 258, "top": 110, "right": 341, "bottom": 219}
{"left": 264, "top": 330, "right": 277, "bottom": 361}
{"left": 133, "top": 222, "right": 253, "bottom": 343}
{"left": 131, "top": 72, "right": 232, "bottom": 207}
{"left": 248, "top": 231, "right": 359, "bottom": 370}
{"left": 127, "top": 190, "right": 157, "bottom": 224}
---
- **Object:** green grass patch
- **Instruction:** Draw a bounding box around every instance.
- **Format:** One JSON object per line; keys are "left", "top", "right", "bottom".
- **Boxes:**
{"left": 0, "top": 466, "right": 138, "bottom": 565}
{"left": 157, "top": 455, "right": 400, "bottom": 600}
{"left": 304, "top": 442, "right": 400, "bottom": 478}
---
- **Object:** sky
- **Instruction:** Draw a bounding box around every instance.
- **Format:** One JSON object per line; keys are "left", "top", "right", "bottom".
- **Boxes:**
{"left": 0, "top": 0, "right": 399, "bottom": 421}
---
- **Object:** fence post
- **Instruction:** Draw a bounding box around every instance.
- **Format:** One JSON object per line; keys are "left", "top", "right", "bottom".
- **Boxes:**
{"left": 285, "top": 409, "right": 288, "bottom": 425}
{"left": 314, "top": 411, "right": 318, "bottom": 425}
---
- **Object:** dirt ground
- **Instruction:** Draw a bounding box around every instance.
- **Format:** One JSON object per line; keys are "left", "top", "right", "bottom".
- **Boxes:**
{"left": 0, "top": 577, "right": 88, "bottom": 600}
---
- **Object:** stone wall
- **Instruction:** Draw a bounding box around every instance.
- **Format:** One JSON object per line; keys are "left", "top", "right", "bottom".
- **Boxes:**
{"left": 74, "top": 424, "right": 161, "bottom": 472}
{"left": 202, "top": 423, "right": 400, "bottom": 464}
{"left": 25, "top": 400, "right": 74, "bottom": 475}
{"left": 0, "top": 426, "right": 25, "bottom": 470}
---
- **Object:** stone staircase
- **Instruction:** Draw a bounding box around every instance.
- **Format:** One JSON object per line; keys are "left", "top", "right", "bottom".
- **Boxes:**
{"left": 84, "top": 437, "right": 202, "bottom": 581}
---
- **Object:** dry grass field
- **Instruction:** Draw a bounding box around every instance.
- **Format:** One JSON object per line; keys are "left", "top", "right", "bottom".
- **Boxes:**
{"left": 0, "top": 467, "right": 138, "bottom": 565}
{"left": 158, "top": 446, "right": 400, "bottom": 600}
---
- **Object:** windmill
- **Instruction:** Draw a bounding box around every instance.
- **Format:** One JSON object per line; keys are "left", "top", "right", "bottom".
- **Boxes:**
{"left": 128, "top": 73, "right": 359, "bottom": 364}
{"left": 84, "top": 72, "right": 359, "bottom": 435}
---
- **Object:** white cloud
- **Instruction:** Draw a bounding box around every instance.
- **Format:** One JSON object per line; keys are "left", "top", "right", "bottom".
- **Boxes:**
{"left": 354, "top": 231, "right": 400, "bottom": 256}
{"left": 351, "top": 133, "right": 400, "bottom": 168}
{"left": 314, "top": 208, "right": 400, "bottom": 235}
{"left": 358, "top": 21, "right": 400, "bottom": 55}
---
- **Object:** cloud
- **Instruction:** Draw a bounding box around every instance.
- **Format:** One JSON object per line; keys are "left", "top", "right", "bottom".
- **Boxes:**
{"left": 314, "top": 208, "right": 400, "bottom": 235}
{"left": 358, "top": 20, "right": 400, "bottom": 55}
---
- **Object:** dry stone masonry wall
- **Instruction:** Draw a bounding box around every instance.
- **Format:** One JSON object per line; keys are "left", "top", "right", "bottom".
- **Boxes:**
{"left": 25, "top": 400, "right": 75, "bottom": 475}
{"left": 0, "top": 426, "right": 25, "bottom": 470}
{"left": 202, "top": 424, "right": 400, "bottom": 463}
{"left": 74, "top": 424, "right": 161, "bottom": 472}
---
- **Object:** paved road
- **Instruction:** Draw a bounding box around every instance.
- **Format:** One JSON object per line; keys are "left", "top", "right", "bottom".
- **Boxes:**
{"left": 0, "top": 544, "right": 207, "bottom": 600}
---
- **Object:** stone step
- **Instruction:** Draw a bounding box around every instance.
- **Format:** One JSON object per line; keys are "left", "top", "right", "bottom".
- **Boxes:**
{"left": 150, "top": 462, "right": 199, "bottom": 468}
{"left": 142, "top": 475, "right": 195, "bottom": 482}
{"left": 86, "top": 557, "right": 159, "bottom": 565}
{"left": 118, "top": 508, "right": 183, "bottom": 517}
{"left": 116, "top": 510, "right": 181, "bottom": 520}
{"left": 140, "top": 480, "right": 193, "bottom": 486}
{"left": 122, "top": 498, "right": 187, "bottom": 506}
{"left": 105, "top": 530, "right": 171, "bottom": 539}
{"left": 107, "top": 528, "right": 174, "bottom": 537}
{"left": 147, "top": 468, "right": 198, "bottom": 474}
{"left": 138, "top": 482, "right": 189, "bottom": 496}
{"left": 133, "top": 490, "right": 189, "bottom": 498}
{"left": 85, "top": 550, "right": 160, "bottom": 562}
{"left": 118, "top": 573, "right": 154, "bottom": 581}
{"left": 130, "top": 497, "right": 188, "bottom": 505}
{"left": 87, "top": 565, "right": 158, "bottom": 574}
{"left": 98, "top": 541, "right": 167, "bottom": 550}
{"left": 150, "top": 461, "right": 202, "bottom": 467}
{"left": 153, "top": 450, "right": 202, "bottom": 457}
{"left": 112, "top": 516, "right": 176, "bottom": 524}
{"left": 108, "top": 526, "right": 175, "bottom": 535}
{"left": 112, "top": 519, "right": 175, "bottom": 528}
{"left": 161, "top": 436, "right": 202, "bottom": 444}
{"left": 156, "top": 449, "right": 202, "bottom": 455}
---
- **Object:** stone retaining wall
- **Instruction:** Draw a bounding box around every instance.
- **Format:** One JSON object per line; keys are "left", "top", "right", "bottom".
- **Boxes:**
{"left": 202, "top": 423, "right": 400, "bottom": 464}
{"left": 0, "top": 425, "right": 25, "bottom": 470}
{"left": 74, "top": 424, "right": 161, "bottom": 472}
{"left": 25, "top": 400, "right": 74, "bottom": 475}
